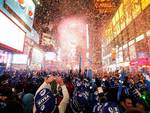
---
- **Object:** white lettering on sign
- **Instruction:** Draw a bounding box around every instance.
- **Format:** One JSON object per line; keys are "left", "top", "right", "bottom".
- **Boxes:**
{"left": 37, "top": 95, "right": 50, "bottom": 106}
{"left": 108, "top": 107, "right": 119, "bottom": 113}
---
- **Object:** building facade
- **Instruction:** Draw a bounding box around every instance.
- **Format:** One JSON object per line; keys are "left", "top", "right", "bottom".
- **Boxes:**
{"left": 102, "top": 0, "right": 150, "bottom": 72}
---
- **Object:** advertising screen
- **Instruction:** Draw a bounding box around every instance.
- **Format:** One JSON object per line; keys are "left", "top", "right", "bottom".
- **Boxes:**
{"left": 132, "top": 0, "right": 141, "bottom": 19}
{"left": 129, "top": 44, "right": 136, "bottom": 60}
{"left": 4, "top": 0, "right": 35, "bottom": 29}
{"left": 141, "top": 0, "right": 150, "bottom": 10}
{"left": 0, "top": 11, "right": 25, "bottom": 52}
{"left": 0, "top": 50, "right": 7, "bottom": 63}
{"left": 123, "top": 0, "right": 132, "bottom": 26}
{"left": 32, "top": 48, "right": 43, "bottom": 64}
{"left": 123, "top": 49, "right": 129, "bottom": 62}
{"left": 12, "top": 54, "right": 28, "bottom": 64}
{"left": 45, "top": 52, "right": 56, "bottom": 61}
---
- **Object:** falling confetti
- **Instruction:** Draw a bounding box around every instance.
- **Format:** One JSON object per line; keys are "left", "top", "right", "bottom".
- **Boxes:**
{"left": 33, "top": 0, "right": 121, "bottom": 68}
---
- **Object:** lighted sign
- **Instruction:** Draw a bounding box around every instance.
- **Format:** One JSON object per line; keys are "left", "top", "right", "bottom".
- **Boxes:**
{"left": 123, "top": 44, "right": 128, "bottom": 49}
{"left": 95, "top": 0, "right": 116, "bottom": 13}
{"left": 130, "top": 60, "right": 138, "bottom": 65}
{"left": 41, "top": 33, "right": 56, "bottom": 47}
{"left": 45, "top": 52, "right": 56, "bottom": 61}
{"left": 0, "top": 50, "right": 7, "bottom": 63}
{"left": 128, "top": 39, "right": 135, "bottom": 46}
{"left": 118, "top": 51, "right": 123, "bottom": 63}
{"left": 141, "top": 0, "right": 150, "bottom": 10}
{"left": 30, "top": 29, "right": 40, "bottom": 44}
{"left": 112, "top": 16, "right": 115, "bottom": 26}
{"left": 111, "top": 49, "right": 116, "bottom": 60}
{"left": 112, "top": 10, "right": 120, "bottom": 36}
{"left": 115, "top": 10, "right": 120, "bottom": 23}
{"left": 135, "top": 34, "right": 144, "bottom": 42}
{"left": 123, "top": 0, "right": 132, "bottom": 26}
{"left": 106, "top": 24, "right": 114, "bottom": 42}
{"left": 12, "top": 54, "right": 28, "bottom": 64}
{"left": 112, "top": 10, "right": 121, "bottom": 37}
{"left": 123, "top": 49, "right": 129, "bottom": 61}
{"left": 138, "top": 58, "right": 149, "bottom": 65}
{"left": 115, "top": 22, "right": 120, "bottom": 36}
{"left": 0, "top": 11, "right": 25, "bottom": 52}
{"left": 146, "top": 30, "right": 150, "bottom": 37}
{"left": 32, "top": 48, "right": 43, "bottom": 64}
{"left": 4, "top": 0, "right": 35, "bottom": 28}
{"left": 137, "top": 52, "right": 150, "bottom": 58}
{"left": 119, "top": 47, "right": 123, "bottom": 51}
{"left": 129, "top": 44, "right": 136, "bottom": 60}
{"left": 131, "top": 0, "right": 141, "bottom": 19}
{"left": 119, "top": 4, "right": 126, "bottom": 30}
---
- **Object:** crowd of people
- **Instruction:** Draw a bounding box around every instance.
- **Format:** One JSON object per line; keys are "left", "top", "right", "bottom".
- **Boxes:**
{"left": 0, "top": 69, "right": 150, "bottom": 113}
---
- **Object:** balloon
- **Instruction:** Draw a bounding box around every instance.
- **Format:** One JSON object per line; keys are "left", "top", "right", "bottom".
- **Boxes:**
{"left": 18, "top": 0, "right": 24, "bottom": 4}
{"left": 28, "top": 10, "right": 33, "bottom": 17}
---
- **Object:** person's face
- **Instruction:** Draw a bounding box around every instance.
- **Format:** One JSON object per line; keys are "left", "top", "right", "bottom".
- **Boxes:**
{"left": 130, "top": 79, "right": 134, "bottom": 84}
{"left": 124, "top": 98, "right": 133, "bottom": 109}
{"left": 56, "top": 76, "right": 64, "bottom": 85}
{"left": 56, "top": 76, "right": 62, "bottom": 83}
{"left": 47, "top": 75, "right": 55, "bottom": 83}
{"left": 0, "top": 96, "right": 7, "bottom": 101}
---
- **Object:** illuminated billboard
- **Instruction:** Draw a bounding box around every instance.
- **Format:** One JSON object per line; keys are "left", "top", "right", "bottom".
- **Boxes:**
{"left": 123, "top": 0, "right": 132, "bottom": 26}
{"left": 32, "top": 48, "right": 43, "bottom": 64}
{"left": 129, "top": 44, "right": 136, "bottom": 60}
{"left": 131, "top": 0, "right": 141, "bottom": 19}
{"left": 4, "top": 0, "right": 35, "bottom": 29}
{"left": 45, "top": 52, "right": 56, "bottom": 61}
{"left": 12, "top": 54, "right": 28, "bottom": 64}
{"left": 0, "top": 50, "right": 7, "bottom": 63}
{"left": 119, "top": 4, "right": 126, "bottom": 31}
{"left": 0, "top": 11, "right": 25, "bottom": 52}
{"left": 141, "top": 0, "right": 150, "bottom": 10}
{"left": 41, "top": 33, "right": 56, "bottom": 47}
